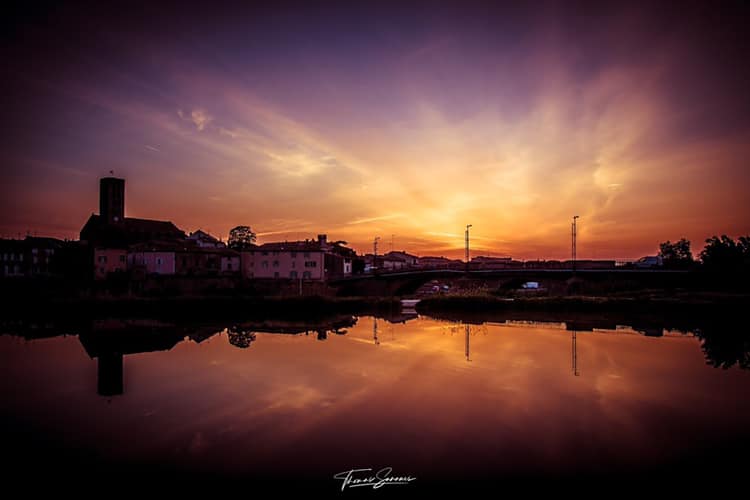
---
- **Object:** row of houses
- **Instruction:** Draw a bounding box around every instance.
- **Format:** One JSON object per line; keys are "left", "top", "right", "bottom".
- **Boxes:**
{"left": 0, "top": 236, "right": 64, "bottom": 278}
{"left": 90, "top": 234, "right": 357, "bottom": 281}
{"left": 0, "top": 233, "right": 357, "bottom": 282}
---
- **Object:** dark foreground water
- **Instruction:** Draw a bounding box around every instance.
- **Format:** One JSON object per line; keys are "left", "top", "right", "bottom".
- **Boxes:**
{"left": 1, "top": 314, "right": 749, "bottom": 493}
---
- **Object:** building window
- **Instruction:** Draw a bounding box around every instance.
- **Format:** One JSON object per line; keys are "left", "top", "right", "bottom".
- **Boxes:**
{"left": 304, "top": 261, "right": 317, "bottom": 268}
{"left": 262, "top": 261, "right": 269, "bottom": 269}
{"left": 273, "top": 260, "right": 279, "bottom": 267}
{"left": 98, "top": 255, "right": 107, "bottom": 263}
{"left": 227, "top": 262, "right": 233, "bottom": 270}
{"left": 119, "top": 255, "right": 126, "bottom": 263}
{"left": 290, "top": 270, "right": 298, "bottom": 279}
{"left": 157, "top": 258, "right": 162, "bottom": 266}
{"left": 303, "top": 271, "right": 311, "bottom": 279}
{"left": 291, "top": 251, "right": 297, "bottom": 258}
{"left": 303, "top": 252, "right": 310, "bottom": 258}
{"left": 272, "top": 251, "right": 279, "bottom": 256}
{"left": 261, "top": 251, "right": 269, "bottom": 256}
{"left": 273, "top": 272, "right": 279, "bottom": 279}
{"left": 291, "top": 261, "right": 296, "bottom": 268}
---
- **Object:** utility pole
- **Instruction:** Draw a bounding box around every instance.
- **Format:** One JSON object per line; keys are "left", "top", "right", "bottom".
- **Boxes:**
{"left": 465, "top": 224, "right": 472, "bottom": 272}
{"left": 572, "top": 215, "right": 579, "bottom": 272}
{"left": 373, "top": 236, "right": 380, "bottom": 273}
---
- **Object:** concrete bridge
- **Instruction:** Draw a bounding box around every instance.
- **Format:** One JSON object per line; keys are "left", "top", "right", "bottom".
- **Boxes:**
{"left": 329, "top": 268, "right": 691, "bottom": 296}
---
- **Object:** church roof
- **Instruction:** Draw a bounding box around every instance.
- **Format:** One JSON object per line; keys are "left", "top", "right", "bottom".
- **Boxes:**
{"left": 80, "top": 214, "right": 186, "bottom": 246}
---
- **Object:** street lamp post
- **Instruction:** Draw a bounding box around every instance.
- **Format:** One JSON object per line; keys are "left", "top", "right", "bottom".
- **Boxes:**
{"left": 373, "top": 236, "right": 380, "bottom": 274}
{"left": 465, "top": 224, "right": 472, "bottom": 273}
{"left": 572, "top": 215, "right": 579, "bottom": 272}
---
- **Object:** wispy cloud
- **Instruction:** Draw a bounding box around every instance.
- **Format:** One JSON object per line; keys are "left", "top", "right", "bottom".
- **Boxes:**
{"left": 178, "top": 109, "right": 213, "bottom": 131}
{"left": 347, "top": 213, "right": 405, "bottom": 225}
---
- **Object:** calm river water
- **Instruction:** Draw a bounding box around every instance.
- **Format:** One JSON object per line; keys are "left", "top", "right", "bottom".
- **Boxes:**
{"left": 1, "top": 314, "right": 748, "bottom": 492}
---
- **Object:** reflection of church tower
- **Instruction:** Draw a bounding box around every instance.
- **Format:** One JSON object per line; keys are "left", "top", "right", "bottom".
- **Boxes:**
{"left": 80, "top": 320, "right": 184, "bottom": 397}
{"left": 100, "top": 176, "right": 125, "bottom": 224}
{"left": 98, "top": 352, "right": 124, "bottom": 396}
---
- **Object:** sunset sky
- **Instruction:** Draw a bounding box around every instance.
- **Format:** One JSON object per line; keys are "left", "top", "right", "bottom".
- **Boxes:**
{"left": 2, "top": 2, "right": 749, "bottom": 259}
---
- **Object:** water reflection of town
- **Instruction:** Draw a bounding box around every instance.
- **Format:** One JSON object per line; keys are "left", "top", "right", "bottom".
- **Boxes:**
{"left": 0, "top": 311, "right": 414, "bottom": 397}
{"left": 1, "top": 309, "right": 747, "bottom": 397}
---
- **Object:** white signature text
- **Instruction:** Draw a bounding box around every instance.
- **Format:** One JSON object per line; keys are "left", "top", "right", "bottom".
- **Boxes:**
{"left": 333, "top": 467, "right": 417, "bottom": 491}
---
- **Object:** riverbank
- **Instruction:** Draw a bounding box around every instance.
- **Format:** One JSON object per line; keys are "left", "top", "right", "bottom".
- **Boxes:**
{"left": 414, "top": 292, "right": 750, "bottom": 327}
{"left": 3, "top": 295, "right": 402, "bottom": 320}
{"left": 416, "top": 291, "right": 750, "bottom": 312}
{"left": 4, "top": 289, "right": 750, "bottom": 319}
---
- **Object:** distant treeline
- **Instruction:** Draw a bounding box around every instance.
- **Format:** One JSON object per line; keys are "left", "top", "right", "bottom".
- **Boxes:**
{"left": 659, "top": 235, "right": 750, "bottom": 270}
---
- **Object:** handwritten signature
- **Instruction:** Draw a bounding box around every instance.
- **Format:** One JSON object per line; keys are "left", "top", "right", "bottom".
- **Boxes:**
{"left": 333, "top": 467, "right": 416, "bottom": 491}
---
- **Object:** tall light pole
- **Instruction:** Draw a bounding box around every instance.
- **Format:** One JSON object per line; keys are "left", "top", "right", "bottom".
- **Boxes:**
{"left": 465, "top": 224, "right": 472, "bottom": 271}
{"left": 572, "top": 215, "right": 579, "bottom": 272}
{"left": 373, "top": 236, "right": 380, "bottom": 273}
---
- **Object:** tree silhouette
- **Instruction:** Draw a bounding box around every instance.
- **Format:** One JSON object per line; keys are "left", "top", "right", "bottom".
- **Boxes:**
{"left": 700, "top": 235, "right": 750, "bottom": 271}
{"left": 228, "top": 225, "right": 256, "bottom": 250}
{"left": 695, "top": 320, "right": 750, "bottom": 370}
{"left": 658, "top": 238, "right": 693, "bottom": 268}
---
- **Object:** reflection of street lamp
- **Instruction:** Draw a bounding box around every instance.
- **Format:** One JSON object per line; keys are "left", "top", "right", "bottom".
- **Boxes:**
{"left": 465, "top": 224, "right": 472, "bottom": 271}
{"left": 465, "top": 324, "right": 471, "bottom": 362}
{"left": 572, "top": 329, "right": 579, "bottom": 376}
{"left": 572, "top": 216, "right": 579, "bottom": 272}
